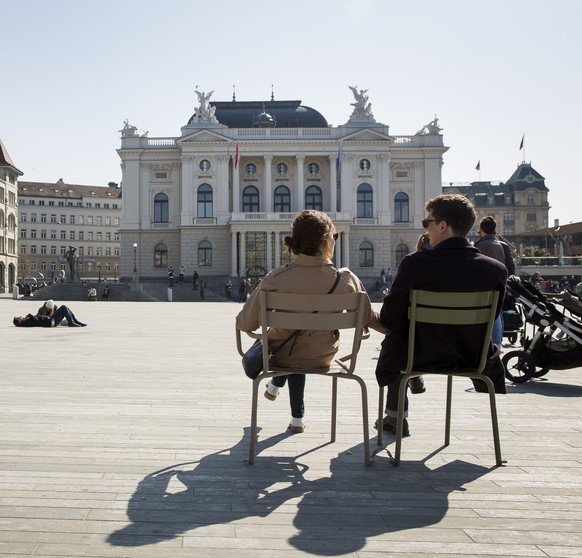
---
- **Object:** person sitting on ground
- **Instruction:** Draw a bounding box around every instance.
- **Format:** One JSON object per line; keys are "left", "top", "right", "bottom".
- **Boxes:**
{"left": 375, "top": 194, "right": 507, "bottom": 437}
{"left": 88, "top": 287, "right": 97, "bottom": 301}
{"left": 236, "top": 210, "right": 386, "bottom": 434}
{"left": 102, "top": 286, "right": 111, "bottom": 300}
{"left": 37, "top": 299, "right": 58, "bottom": 318}
{"left": 13, "top": 304, "right": 87, "bottom": 327}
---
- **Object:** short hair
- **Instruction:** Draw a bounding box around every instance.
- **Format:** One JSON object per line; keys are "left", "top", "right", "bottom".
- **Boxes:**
{"left": 425, "top": 194, "right": 476, "bottom": 237}
{"left": 479, "top": 215, "right": 497, "bottom": 235}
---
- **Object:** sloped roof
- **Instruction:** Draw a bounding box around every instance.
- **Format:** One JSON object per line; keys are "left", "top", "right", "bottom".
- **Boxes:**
{"left": 188, "top": 100, "right": 328, "bottom": 128}
{"left": 0, "top": 138, "right": 23, "bottom": 175}
{"left": 505, "top": 162, "right": 548, "bottom": 192}
{"left": 18, "top": 180, "right": 122, "bottom": 200}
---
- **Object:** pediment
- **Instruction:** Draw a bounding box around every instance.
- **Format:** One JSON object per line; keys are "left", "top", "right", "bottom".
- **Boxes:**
{"left": 178, "top": 130, "right": 231, "bottom": 144}
{"left": 341, "top": 129, "right": 394, "bottom": 143}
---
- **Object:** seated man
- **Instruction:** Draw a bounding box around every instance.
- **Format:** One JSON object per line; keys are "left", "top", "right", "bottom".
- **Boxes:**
{"left": 88, "top": 287, "right": 97, "bottom": 301}
{"left": 375, "top": 194, "right": 508, "bottom": 436}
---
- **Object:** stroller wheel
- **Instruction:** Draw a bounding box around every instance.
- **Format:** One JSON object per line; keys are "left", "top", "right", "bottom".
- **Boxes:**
{"left": 502, "top": 350, "right": 535, "bottom": 383}
{"left": 534, "top": 367, "right": 550, "bottom": 378}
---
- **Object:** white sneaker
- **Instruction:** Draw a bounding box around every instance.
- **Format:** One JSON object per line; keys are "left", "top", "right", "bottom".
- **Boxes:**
{"left": 289, "top": 417, "right": 305, "bottom": 433}
{"left": 264, "top": 380, "right": 280, "bottom": 401}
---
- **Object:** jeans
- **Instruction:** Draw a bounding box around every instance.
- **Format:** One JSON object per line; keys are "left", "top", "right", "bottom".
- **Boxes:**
{"left": 52, "top": 305, "right": 84, "bottom": 327}
{"left": 272, "top": 374, "right": 306, "bottom": 418}
{"left": 492, "top": 315, "right": 504, "bottom": 346}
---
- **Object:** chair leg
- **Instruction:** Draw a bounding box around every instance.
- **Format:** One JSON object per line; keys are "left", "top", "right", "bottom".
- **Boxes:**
{"left": 377, "top": 386, "right": 384, "bottom": 446}
{"left": 393, "top": 375, "right": 409, "bottom": 466}
{"left": 331, "top": 376, "right": 337, "bottom": 443}
{"left": 481, "top": 375, "right": 503, "bottom": 466}
{"left": 349, "top": 375, "right": 371, "bottom": 465}
{"left": 248, "top": 376, "right": 261, "bottom": 464}
{"left": 445, "top": 375, "right": 453, "bottom": 446}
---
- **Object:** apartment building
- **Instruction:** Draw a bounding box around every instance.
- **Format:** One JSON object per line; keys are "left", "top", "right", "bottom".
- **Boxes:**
{"left": 18, "top": 180, "right": 122, "bottom": 282}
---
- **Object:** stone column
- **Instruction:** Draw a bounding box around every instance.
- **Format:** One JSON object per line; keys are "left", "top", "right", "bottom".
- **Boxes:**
{"left": 295, "top": 155, "right": 305, "bottom": 211}
{"left": 263, "top": 155, "right": 273, "bottom": 212}
{"left": 328, "top": 155, "right": 337, "bottom": 213}
{"left": 342, "top": 230, "right": 350, "bottom": 267}
{"left": 377, "top": 153, "right": 391, "bottom": 225}
{"left": 274, "top": 231, "right": 281, "bottom": 268}
{"left": 232, "top": 157, "right": 240, "bottom": 212}
{"left": 180, "top": 156, "right": 194, "bottom": 225}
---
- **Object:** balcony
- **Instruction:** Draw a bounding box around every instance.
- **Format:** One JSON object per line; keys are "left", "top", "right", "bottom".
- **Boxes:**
{"left": 230, "top": 211, "right": 353, "bottom": 223}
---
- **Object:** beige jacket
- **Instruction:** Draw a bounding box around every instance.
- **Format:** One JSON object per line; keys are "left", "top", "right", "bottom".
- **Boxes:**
{"left": 236, "top": 254, "right": 385, "bottom": 369}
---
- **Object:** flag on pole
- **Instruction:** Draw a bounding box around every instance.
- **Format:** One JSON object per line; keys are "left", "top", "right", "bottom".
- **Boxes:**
{"left": 475, "top": 160, "right": 480, "bottom": 171}
{"left": 519, "top": 134, "right": 524, "bottom": 150}
{"left": 337, "top": 142, "right": 342, "bottom": 171}
{"left": 234, "top": 143, "right": 239, "bottom": 169}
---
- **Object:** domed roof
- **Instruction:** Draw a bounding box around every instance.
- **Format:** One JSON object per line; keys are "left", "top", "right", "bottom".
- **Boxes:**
{"left": 187, "top": 99, "right": 328, "bottom": 128}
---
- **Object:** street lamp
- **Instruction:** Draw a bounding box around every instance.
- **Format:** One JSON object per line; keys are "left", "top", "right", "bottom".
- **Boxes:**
{"left": 97, "top": 262, "right": 102, "bottom": 283}
{"left": 132, "top": 242, "right": 138, "bottom": 283}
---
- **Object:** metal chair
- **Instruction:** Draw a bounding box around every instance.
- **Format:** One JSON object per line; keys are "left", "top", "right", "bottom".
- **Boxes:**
{"left": 236, "top": 291, "right": 371, "bottom": 465}
{"left": 377, "top": 289, "right": 503, "bottom": 466}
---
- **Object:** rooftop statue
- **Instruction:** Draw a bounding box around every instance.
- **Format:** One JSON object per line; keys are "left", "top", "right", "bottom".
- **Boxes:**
{"left": 120, "top": 119, "right": 138, "bottom": 137}
{"left": 422, "top": 115, "right": 443, "bottom": 135}
{"left": 193, "top": 88, "right": 217, "bottom": 121}
{"left": 348, "top": 85, "right": 374, "bottom": 120}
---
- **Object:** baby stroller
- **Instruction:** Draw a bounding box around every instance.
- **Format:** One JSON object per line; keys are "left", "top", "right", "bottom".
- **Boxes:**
{"left": 502, "top": 291, "right": 524, "bottom": 345}
{"left": 502, "top": 276, "right": 582, "bottom": 383}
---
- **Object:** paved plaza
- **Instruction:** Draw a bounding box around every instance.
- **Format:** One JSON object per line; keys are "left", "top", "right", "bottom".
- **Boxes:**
{"left": 0, "top": 296, "right": 581, "bottom": 558}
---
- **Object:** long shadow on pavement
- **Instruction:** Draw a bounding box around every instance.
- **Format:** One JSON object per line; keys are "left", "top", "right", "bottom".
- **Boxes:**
{"left": 108, "top": 428, "right": 492, "bottom": 555}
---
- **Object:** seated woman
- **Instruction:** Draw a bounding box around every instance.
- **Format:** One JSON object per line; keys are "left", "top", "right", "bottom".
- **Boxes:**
{"left": 13, "top": 304, "right": 87, "bottom": 328}
{"left": 88, "top": 287, "right": 97, "bottom": 301}
{"left": 236, "top": 210, "right": 385, "bottom": 433}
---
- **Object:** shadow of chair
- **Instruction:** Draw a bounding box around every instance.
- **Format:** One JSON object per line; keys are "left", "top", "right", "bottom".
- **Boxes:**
{"left": 236, "top": 291, "right": 371, "bottom": 465}
{"left": 377, "top": 289, "right": 504, "bottom": 467}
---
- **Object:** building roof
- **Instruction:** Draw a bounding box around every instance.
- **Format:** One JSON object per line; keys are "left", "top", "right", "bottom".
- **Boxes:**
{"left": 0, "top": 138, "right": 23, "bottom": 175}
{"left": 505, "top": 162, "right": 548, "bottom": 192}
{"left": 188, "top": 99, "right": 329, "bottom": 128}
{"left": 18, "top": 180, "right": 122, "bottom": 200}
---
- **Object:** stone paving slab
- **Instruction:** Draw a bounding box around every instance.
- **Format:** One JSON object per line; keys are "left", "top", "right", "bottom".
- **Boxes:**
{"left": 0, "top": 296, "right": 581, "bottom": 557}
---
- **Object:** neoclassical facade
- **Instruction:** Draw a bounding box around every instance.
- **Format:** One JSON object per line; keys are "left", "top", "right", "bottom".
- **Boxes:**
{"left": 117, "top": 88, "right": 448, "bottom": 284}
{"left": 0, "top": 139, "right": 22, "bottom": 291}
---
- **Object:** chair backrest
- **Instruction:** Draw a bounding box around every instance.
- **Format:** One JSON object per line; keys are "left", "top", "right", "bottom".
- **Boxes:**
{"left": 405, "top": 290, "right": 499, "bottom": 374}
{"left": 258, "top": 291, "right": 368, "bottom": 374}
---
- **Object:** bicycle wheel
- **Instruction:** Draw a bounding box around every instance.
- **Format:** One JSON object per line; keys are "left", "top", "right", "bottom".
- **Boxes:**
{"left": 502, "top": 350, "right": 535, "bottom": 383}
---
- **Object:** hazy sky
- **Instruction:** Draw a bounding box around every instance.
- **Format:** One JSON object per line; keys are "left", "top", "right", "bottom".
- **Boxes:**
{"left": 2, "top": 0, "right": 580, "bottom": 225}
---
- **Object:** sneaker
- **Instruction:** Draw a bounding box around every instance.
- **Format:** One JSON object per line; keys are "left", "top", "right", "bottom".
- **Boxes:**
{"left": 264, "top": 380, "right": 280, "bottom": 401}
{"left": 289, "top": 417, "right": 305, "bottom": 433}
{"left": 374, "top": 415, "right": 410, "bottom": 437}
{"left": 409, "top": 376, "right": 426, "bottom": 394}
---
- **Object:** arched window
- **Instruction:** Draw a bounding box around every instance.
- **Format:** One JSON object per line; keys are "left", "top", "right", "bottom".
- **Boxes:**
{"left": 197, "top": 184, "right": 213, "bottom": 218}
{"left": 273, "top": 185, "right": 290, "bottom": 212}
{"left": 395, "top": 243, "right": 410, "bottom": 267}
{"left": 0, "top": 210, "right": 4, "bottom": 228}
{"left": 357, "top": 184, "right": 373, "bottom": 218}
{"left": 242, "top": 186, "right": 260, "bottom": 212}
{"left": 154, "top": 243, "right": 168, "bottom": 268}
{"left": 305, "top": 185, "right": 322, "bottom": 211}
{"left": 359, "top": 241, "right": 374, "bottom": 267}
{"left": 198, "top": 240, "right": 212, "bottom": 266}
{"left": 154, "top": 193, "right": 169, "bottom": 223}
{"left": 394, "top": 192, "right": 409, "bottom": 222}
{"left": 7, "top": 214, "right": 15, "bottom": 231}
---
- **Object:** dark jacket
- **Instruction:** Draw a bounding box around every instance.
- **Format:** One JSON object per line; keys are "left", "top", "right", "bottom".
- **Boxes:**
{"left": 15, "top": 314, "right": 53, "bottom": 328}
{"left": 375, "top": 237, "right": 508, "bottom": 393}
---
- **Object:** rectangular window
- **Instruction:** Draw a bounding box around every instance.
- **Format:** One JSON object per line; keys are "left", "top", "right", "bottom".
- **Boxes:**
{"left": 20, "top": 245, "right": 26, "bottom": 254}
{"left": 78, "top": 247, "right": 84, "bottom": 256}
{"left": 105, "top": 216, "right": 111, "bottom": 225}
{"left": 41, "top": 262, "right": 47, "bottom": 271}
{"left": 48, "top": 201, "right": 54, "bottom": 206}
{"left": 20, "top": 229, "right": 26, "bottom": 239}
{"left": 30, "top": 230, "right": 37, "bottom": 239}
{"left": 41, "top": 246, "right": 47, "bottom": 255}
{"left": 79, "top": 231, "right": 84, "bottom": 240}
{"left": 88, "top": 232, "right": 93, "bottom": 241}
{"left": 70, "top": 215, "right": 75, "bottom": 224}
{"left": 78, "top": 215, "right": 84, "bottom": 225}
{"left": 61, "top": 231, "right": 66, "bottom": 239}
{"left": 70, "top": 231, "right": 75, "bottom": 240}
{"left": 30, "top": 245, "right": 37, "bottom": 254}
{"left": 527, "top": 213, "right": 537, "bottom": 222}
{"left": 51, "top": 230, "right": 57, "bottom": 239}
{"left": 31, "top": 213, "right": 37, "bottom": 222}
{"left": 50, "top": 214, "right": 57, "bottom": 223}
{"left": 20, "top": 212, "right": 27, "bottom": 222}
{"left": 41, "top": 230, "right": 47, "bottom": 239}
{"left": 50, "top": 246, "right": 56, "bottom": 255}
{"left": 87, "top": 247, "right": 93, "bottom": 256}
{"left": 88, "top": 216, "right": 93, "bottom": 225}
{"left": 96, "top": 232, "right": 102, "bottom": 241}
{"left": 41, "top": 214, "right": 47, "bottom": 223}
{"left": 61, "top": 246, "right": 66, "bottom": 255}
{"left": 60, "top": 215, "right": 66, "bottom": 223}
{"left": 96, "top": 216, "right": 102, "bottom": 225}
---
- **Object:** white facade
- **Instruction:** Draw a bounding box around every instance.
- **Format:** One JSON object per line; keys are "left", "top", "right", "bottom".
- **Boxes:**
{"left": 117, "top": 92, "right": 448, "bottom": 285}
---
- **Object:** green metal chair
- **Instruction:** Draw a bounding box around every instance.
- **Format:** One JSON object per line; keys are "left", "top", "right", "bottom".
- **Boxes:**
{"left": 377, "top": 289, "right": 503, "bottom": 466}
{"left": 236, "top": 291, "right": 371, "bottom": 465}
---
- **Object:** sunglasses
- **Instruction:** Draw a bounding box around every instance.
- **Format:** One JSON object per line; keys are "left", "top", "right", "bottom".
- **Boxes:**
{"left": 421, "top": 218, "right": 442, "bottom": 228}
{"left": 332, "top": 232, "right": 339, "bottom": 240}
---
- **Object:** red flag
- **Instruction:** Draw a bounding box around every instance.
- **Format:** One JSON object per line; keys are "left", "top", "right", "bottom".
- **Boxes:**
{"left": 234, "top": 143, "right": 239, "bottom": 169}
{"left": 475, "top": 160, "right": 480, "bottom": 171}
{"left": 519, "top": 134, "right": 524, "bottom": 150}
